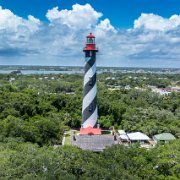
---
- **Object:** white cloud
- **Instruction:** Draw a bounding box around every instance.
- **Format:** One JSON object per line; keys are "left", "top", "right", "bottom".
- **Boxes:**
{"left": 95, "top": 18, "right": 116, "bottom": 37}
{"left": 96, "top": 18, "right": 115, "bottom": 31}
{"left": 0, "top": 6, "right": 40, "bottom": 33}
{"left": 134, "top": 13, "right": 180, "bottom": 31}
{"left": 46, "top": 4, "right": 102, "bottom": 29}
{"left": 0, "top": 5, "right": 179, "bottom": 68}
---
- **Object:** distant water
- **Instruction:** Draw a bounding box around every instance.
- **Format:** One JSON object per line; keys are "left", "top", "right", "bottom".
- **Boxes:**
{"left": 0, "top": 70, "right": 83, "bottom": 75}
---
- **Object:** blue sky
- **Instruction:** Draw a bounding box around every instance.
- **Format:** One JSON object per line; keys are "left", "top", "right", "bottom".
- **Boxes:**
{"left": 0, "top": 0, "right": 180, "bottom": 67}
{"left": 1, "top": 0, "right": 180, "bottom": 28}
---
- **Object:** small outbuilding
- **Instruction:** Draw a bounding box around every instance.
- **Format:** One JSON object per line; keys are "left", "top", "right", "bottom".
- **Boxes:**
{"left": 127, "top": 132, "right": 150, "bottom": 143}
{"left": 153, "top": 133, "right": 176, "bottom": 143}
{"left": 118, "top": 130, "right": 129, "bottom": 142}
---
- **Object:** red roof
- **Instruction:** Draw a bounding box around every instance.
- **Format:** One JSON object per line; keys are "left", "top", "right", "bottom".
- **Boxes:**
{"left": 80, "top": 126, "right": 102, "bottom": 135}
{"left": 87, "top": 33, "right": 95, "bottom": 38}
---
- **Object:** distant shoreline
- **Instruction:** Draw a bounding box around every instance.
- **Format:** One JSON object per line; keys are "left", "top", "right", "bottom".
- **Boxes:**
{"left": 0, "top": 66, "right": 179, "bottom": 75}
{"left": 0, "top": 65, "right": 179, "bottom": 70}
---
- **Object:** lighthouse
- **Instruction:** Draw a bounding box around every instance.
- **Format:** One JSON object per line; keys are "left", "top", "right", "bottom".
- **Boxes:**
{"left": 71, "top": 33, "right": 116, "bottom": 151}
{"left": 80, "top": 33, "right": 101, "bottom": 135}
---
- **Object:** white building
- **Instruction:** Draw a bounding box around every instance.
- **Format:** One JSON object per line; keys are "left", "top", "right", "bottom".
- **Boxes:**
{"left": 118, "top": 130, "right": 129, "bottom": 142}
{"left": 127, "top": 132, "right": 150, "bottom": 143}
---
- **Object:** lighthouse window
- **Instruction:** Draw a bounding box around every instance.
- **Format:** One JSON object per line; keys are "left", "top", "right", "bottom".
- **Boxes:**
{"left": 89, "top": 77, "right": 93, "bottom": 86}
{"left": 87, "top": 38, "right": 94, "bottom": 44}
{"left": 89, "top": 104, "right": 93, "bottom": 112}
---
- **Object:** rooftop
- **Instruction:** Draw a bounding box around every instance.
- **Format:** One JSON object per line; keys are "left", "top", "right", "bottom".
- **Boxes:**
{"left": 71, "top": 135, "right": 116, "bottom": 152}
{"left": 127, "top": 132, "right": 150, "bottom": 141}
{"left": 80, "top": 127, "right": 102, "bottom": 135}
{"left": 153, "top": 133, "right": 176, "bottom": 141}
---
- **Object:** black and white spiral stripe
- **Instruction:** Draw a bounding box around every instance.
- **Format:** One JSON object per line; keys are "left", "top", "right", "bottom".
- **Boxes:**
{"left": 82, "top": 51, "right": 97, "bottom": 128}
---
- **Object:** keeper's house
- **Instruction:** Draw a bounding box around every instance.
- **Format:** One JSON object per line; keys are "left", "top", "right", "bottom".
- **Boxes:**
{"left": 153, "top": 133, "right": 176, "bottom": 143}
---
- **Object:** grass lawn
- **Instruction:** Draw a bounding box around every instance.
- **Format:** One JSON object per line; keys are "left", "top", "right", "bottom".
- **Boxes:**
{"left": 64, "top": 129, "right": 79, "bottom": 146}
{"left": 102, "top": 130, "right": 112, "bottom": 134}
{"left": 64, "top": 134, "right": 71, "bottom": 146}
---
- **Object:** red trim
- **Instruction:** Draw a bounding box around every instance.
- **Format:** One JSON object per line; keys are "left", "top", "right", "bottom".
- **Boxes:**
{"left": 83, "top": 33, "right": 98, "bottom": 51}
{"left": 80, "top": 126, "right": 102, "bottom": 135}
{"left": 84, "top": 44, "right": 98, "bottom": 51}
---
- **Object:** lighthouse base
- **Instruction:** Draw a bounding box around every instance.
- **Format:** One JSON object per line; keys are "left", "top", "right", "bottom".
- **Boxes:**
{"left": 71, "top": 134, "right": 116, "bottom": 152}
{"left": 80, "top": 126, "right": 102, "bottom": 135}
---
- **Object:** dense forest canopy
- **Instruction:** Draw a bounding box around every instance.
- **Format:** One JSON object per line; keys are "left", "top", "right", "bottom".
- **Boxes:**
{"left": 0, "top": 138, "right": 179, "bottom": 179}
{"left": 0, "top": 72, "right": 179, "bottom": 179}
{"left": 0, "top": 73, "right": 179, "bottom": 143}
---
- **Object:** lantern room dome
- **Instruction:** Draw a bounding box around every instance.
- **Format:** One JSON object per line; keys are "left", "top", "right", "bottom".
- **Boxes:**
{"left": 83, "top": 33, "right": 98, "bottom": 52}
{"left": 86, "top": 33, "right": 95, "bottom": 38}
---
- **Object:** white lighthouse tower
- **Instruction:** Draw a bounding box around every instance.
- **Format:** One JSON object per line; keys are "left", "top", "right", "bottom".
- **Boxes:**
{"left": 72, "top": 33, "right": 116, "bottom": 151}
{"left": 80, "top": 33, "right": 101, "bottom": 135}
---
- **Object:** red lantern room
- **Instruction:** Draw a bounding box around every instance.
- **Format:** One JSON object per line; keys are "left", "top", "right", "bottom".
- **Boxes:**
{"left": 83, "top": 33, "right": 98, "bottom": 52}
